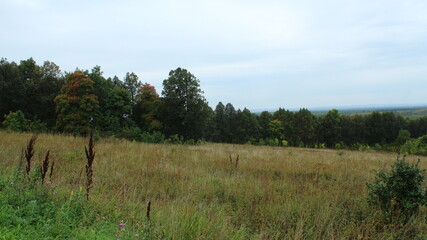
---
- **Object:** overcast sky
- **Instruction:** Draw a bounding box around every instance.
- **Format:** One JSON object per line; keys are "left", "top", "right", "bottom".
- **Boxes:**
{"left": 2, "top": 0, "right": 427, "bottom": 110}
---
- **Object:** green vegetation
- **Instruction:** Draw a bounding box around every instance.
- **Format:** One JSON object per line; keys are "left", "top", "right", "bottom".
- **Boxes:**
{"left": 1, "top": 131, "right": 427, "bottom": 239}
{"left": 367, "top": 157, "right": 427, "bottom": 224}
{"left": 2, "top": 57, "right": 427, "bottom": 154}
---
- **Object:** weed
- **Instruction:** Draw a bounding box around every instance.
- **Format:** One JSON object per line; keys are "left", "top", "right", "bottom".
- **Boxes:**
{"left": 40, "top": 150, "right": 50, "bottom": 183}
{"left": 25, "top": 135, "right": 37, "bottom": 176}
{"left": 84, "top": 132, "right": 95, "bottom": 201}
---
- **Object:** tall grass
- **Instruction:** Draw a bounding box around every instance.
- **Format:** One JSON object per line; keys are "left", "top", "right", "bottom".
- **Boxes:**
{"left": 1, "top": 130, "right": 427, "bottom": 239}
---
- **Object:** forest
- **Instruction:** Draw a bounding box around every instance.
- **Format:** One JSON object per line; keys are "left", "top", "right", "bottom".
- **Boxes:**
{"left": 1, "top": 57, "right": 427, "bottom": 152}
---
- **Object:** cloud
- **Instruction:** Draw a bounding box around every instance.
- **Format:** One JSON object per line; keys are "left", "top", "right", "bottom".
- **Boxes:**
{"left": 1, "top": 0, "right": 427, "bottom": 109}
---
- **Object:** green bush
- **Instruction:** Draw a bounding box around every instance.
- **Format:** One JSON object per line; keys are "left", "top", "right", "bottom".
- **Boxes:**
{"left": 401, "top": 135, "right": 427, "bottom": 156}
{"left": 395, "top": 129, "right": 411, "bottom": 146}
{"left": 165, "top": 134, "right": 184, "bottom": 144}
{"left": 367, "top": 156, "right": 427, "bottom": 223}
{"left": 116, "top": 127, "right": 142, "bottom": 141}
{"left": 140, "top": 131, "right": 165, "bottom": 143}
{"left": 2, "top": 110, "right": 30, "bottom": 132}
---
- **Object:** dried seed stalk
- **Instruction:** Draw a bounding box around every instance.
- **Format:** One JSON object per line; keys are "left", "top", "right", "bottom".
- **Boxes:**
{"left": 146, "top": 200, "right": 151, "bottom": 223}
{"left": 49, "top": 159, "right": 55, "bottom": 180}
{"left": 229, "top": 154, "right": 240, "bottom": 169}
{"left": 40, "top": 150, "right": 50, "bottom": 183}
{"left": 85, "top": 133, "right": 95, "bottom": 201}
{"left": 25, "top": 135, "right": 37, "bottom": 176}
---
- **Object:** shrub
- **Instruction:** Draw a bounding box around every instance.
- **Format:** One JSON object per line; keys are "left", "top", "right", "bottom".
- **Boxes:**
{"left": 282, "top": 140, "right": 289, "bottom": 147}
{"left": 2, "top": 110, "right": 30, "bottom": 132}
{"left": 140, "top": 131, "right": 165, "bottom": 143}
{"left": 165, "top": 134, "right": 184, "bottom": 144}
{"left": 367, "top": 156, "right": 427, "bottom": 223}
{"left": 395, "top": 129, "right": 411, "bottom": 146}
{"left": 116, "top": 127, "right": 142, "bottom": 141}
{"left": 401, "top": 135, "right": 427, "bottom": 156}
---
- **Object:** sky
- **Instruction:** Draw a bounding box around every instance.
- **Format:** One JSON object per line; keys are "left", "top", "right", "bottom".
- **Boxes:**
{"left": 1, "top": 0, "right": 427, "bottom": 111}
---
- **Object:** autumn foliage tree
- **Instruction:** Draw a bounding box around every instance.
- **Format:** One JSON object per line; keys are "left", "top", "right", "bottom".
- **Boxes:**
{"left": 54, "top": 71, "right": 99, "bottom": 135}
{"left": 134, "top": 83, "right": 162, "bottom": 131}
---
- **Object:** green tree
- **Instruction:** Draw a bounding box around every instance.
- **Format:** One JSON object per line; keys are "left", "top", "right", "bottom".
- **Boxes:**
{"left": 234, "top": 108, "right": 260, "bottom": 144}
{"left": 224, "top": 103, "right": 237, "bottom": 143}
{"left": 159, "top": 68, "right": 211, "bottom": 140}
{"left": 341, "top": 115, "right": 368, "bottom": 145}
{"left": 395, "top": 129, "right": 411, "bottom": 146}
{"left": 320, "top": 109, "right": 342, "bottom": 147}
{"left": 273, "top": 108, "right": 296, "bottom": 145}
{"left": 294, "top": 108, "right": 317, "bottom": 147}
{"left": 54, "top": 71, "right": 99, "bottom": 135}
{"left": 89, "top": 66, "right": 133, "bottom": 133}
{"left": 409, "top": 117, "right": 427, "bottom": 138}
{"left": 0, "top": 58, "right": 26, "bottom": 122}
{"left": 124, "top": 72, "right": 141, "bottom": 104}
{"left": 258, "top": 111, "right": 273, "bottom": 139}
{"left": 269, "top": 119, "right": 285, "bottom": 145}
{"left": 213, "top": 102, "right": 226, "bottom": 142}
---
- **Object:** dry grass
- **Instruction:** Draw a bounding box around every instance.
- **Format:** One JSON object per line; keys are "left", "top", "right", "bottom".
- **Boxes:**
{"left": 1, "top": 130, "right": 427, "bottom": 239}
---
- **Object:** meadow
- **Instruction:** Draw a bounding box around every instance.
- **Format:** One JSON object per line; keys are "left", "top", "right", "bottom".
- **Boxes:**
{"left": 1, "top": 131, "right": 427, "bottom": 239}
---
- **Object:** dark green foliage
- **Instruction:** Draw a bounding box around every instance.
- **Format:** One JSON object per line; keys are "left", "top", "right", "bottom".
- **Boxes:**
{"left": 258, "top": 111, "right": 273, "bottom": 140}
{"left": 395, "top": 129, "right": 411, "bottom": 146}
{"left": 0, "top": 58, "right": 63, "bottom": 127}
{"left": 319, "top": 109, "right": 342, "bottom": 147}
{"left": 212, "top": 102, "right": 227, "bottom": 142}
{"left": 367, "top": 156, "right": 427, "bottom": 223}
{"left": 275, "top": 108, "right": 296, "bottom": 145}
{"left": 124, "top": 72, "right": 141, "bottom": 104}
{"left": 2, "top": 57, "right": 427, "bottom": 149}
{"left": 159, "top": 68, "right": 211, "bottom": 140}
{"left": 139, "top": 131, "right": 165, "bottom": 143}
{"left": 224, "top": 103, "right": 237, "bottom": 143}
{"left": 20, "top": 59, "right": 63, "bottom": 126}
{"left": 294, "top": 108, "right": 317, "bottom": 147}
{"left": 116, "top": 127, "right": 143, "bottom": 141}
{"left": 89, "top": 66, "right": 133, "bottom": 134}
{"left": 234, "top": 108, "right": 260, "bottom": 144}
{"left": 409, "top": 116, "right": 427, "bottom": 138}
{"left": 0, "top": 58, "right": 26, "bottom": 122}
{"left": 165, "top": 134, "right": 185, "bottom": 144}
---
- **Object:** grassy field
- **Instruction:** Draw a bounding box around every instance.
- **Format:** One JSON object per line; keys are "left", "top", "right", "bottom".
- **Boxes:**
{"left": 1, "top": 131, "right": 427, "bottom": 239}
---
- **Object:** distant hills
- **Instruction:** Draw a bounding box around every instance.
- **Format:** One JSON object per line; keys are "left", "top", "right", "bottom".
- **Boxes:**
{"left": 253, "top": 104, "right": 427, "bottom": 118}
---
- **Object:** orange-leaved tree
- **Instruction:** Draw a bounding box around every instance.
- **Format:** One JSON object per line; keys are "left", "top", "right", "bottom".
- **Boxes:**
{"left": 134, "top": 83, "right": 162, "bottom": 131}
{"left": 54, "top": 71, "right": 99, "bottom": 135}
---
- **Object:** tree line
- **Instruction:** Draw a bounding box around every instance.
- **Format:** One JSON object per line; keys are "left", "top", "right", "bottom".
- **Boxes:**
{"left": 1, "top": 58, "right": 427, "bottom": 151}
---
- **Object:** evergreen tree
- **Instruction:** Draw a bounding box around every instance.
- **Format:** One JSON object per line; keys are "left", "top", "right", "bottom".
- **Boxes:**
{"left": 213, "top": 102, "right": 226, "bottom": 142}
{"left": 294, "top": 108, "right": 317, "bottom": 147}
{"left": 224, "top": 103, "right": 237, "bottom": 143}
